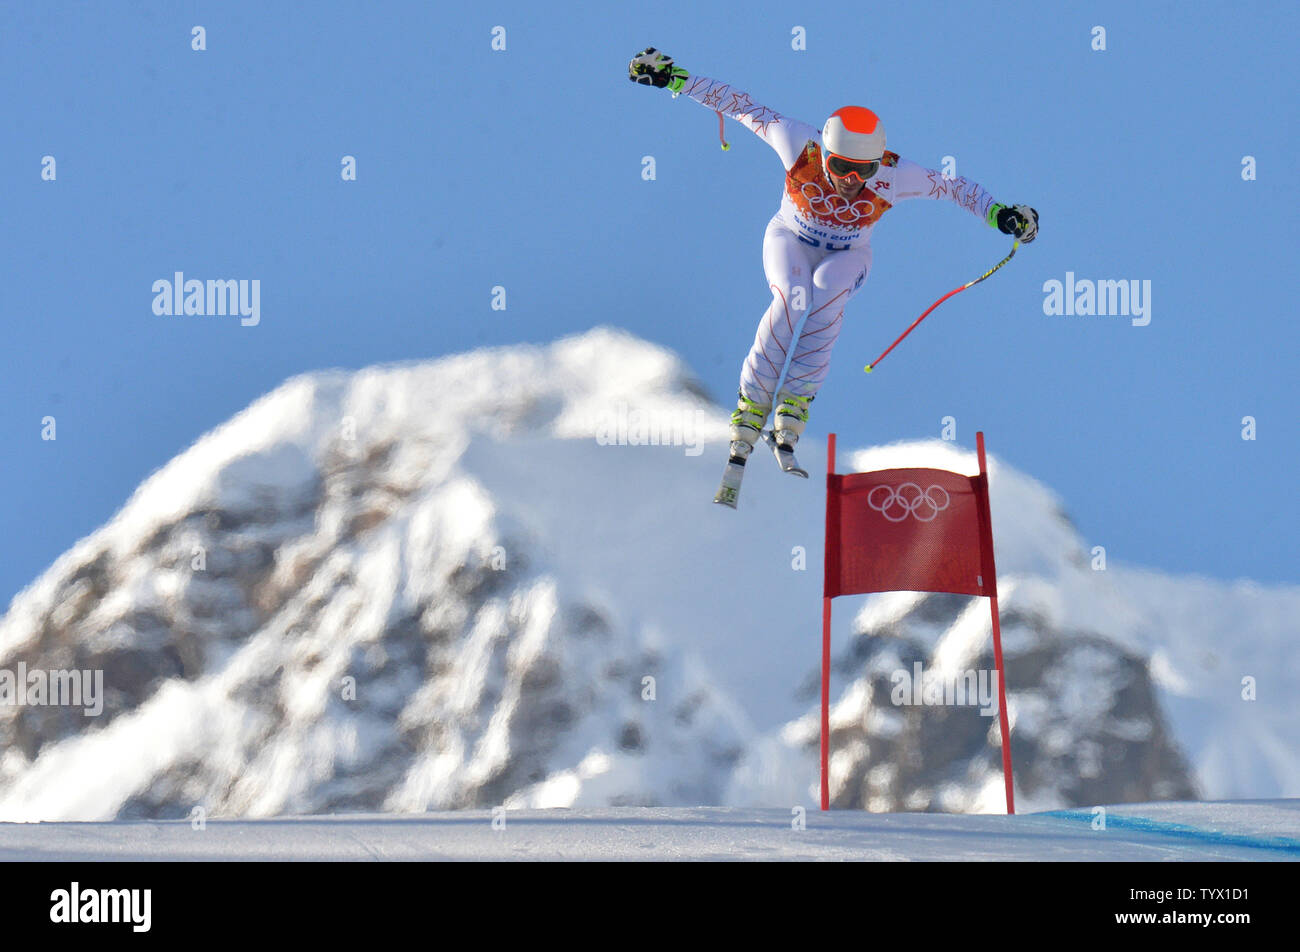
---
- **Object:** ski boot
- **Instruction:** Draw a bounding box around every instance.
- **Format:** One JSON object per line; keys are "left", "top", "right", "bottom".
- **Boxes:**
{"left": 713, "top": 391, "right": 771, "bottom": 508}
{"left": 762, "top": 390, "right": 811, "bottom": 478}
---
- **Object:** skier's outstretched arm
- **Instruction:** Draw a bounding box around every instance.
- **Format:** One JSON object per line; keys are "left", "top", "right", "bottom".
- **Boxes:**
{"left": 893, "top": 158, "right": 1039, "bottom": 241}
{"left": 628, "top": 48, "right": 816, "bottom": 170}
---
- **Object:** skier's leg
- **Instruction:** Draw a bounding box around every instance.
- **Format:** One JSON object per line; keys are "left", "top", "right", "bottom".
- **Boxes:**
{"left": 738, "top": 220, "right": 817, "bottom": 406}
{"left": 730, "top": 220, "right": 817, "bottom": 451}
{"left": 775, "top": 244, "right": 874, "bottom": 446}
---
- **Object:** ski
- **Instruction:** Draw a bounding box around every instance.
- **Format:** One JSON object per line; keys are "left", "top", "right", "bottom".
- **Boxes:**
{"left": 714, "top": 430, "right": 808, "bottom": 507}
{"left": 713, "top": 452, "right": 748, "bottom": 508}
{"left": 762, "top": 429, "right": 809, "bottom": 478}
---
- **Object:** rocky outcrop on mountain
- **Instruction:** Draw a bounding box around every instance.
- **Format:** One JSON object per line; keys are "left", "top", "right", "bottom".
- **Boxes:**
{"left": 796, "top": 593, "right": 1197, "bottom": 812}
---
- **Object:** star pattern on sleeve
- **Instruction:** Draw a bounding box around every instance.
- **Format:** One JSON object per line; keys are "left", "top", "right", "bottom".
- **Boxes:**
{"left": 954, "top": 177, "right": 980, "bottom": 211}
{"left": 926, "top": 168, "right": 949, "bottom": 198}
{"left": 700, "top": 82, "right": 728, "bottom": 109}
{"left": 746, "top": 105, "right": 783, "bottom": 134}
{"left": 685, "top": 79, "right": 784, "bottom": 134}
{"left": 724, "top": 91, "right": 782, "bottom": 133}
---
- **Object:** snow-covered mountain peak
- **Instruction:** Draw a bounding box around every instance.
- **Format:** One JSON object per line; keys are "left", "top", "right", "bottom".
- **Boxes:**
{"left": 1, "top": 328, "right": 1296, "bottom": 820}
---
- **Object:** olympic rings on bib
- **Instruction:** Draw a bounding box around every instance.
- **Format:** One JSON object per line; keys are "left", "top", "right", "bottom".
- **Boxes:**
{"left": 799, "top": 181, "right": 875, "bottom": 225}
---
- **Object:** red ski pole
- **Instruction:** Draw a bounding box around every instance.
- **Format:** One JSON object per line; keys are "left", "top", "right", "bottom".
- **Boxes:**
{"left": 864, "top": 240, "right": 1019, "bottom": 373}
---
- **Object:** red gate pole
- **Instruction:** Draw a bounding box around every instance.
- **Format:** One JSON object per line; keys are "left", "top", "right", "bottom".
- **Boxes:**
{"left": 976, "top": 431, "right": 1015, "bottom": 814}
{"left": 821, "top": 433, "right": 837, "bottom": 811}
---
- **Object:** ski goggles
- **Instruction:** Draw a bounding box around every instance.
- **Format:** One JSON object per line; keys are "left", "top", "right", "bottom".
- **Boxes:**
{"left": 826, "top": 153, "right": 880, "bottom": 181}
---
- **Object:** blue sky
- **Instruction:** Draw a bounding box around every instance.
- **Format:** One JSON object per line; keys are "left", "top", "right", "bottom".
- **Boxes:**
{"left": 2, "top": 0, "right": 1297, "bottom": 605}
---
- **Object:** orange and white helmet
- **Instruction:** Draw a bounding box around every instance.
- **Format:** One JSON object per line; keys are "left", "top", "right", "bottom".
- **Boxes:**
{"left": 821, "top": 106, "right": 886, "bottom": 181}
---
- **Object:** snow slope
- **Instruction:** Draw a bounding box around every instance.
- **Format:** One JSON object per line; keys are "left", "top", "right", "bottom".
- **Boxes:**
{"left": 1, "top": 801, "right": 1296, "bottom": 861}
{"left": 0, "top": 328, "right": 1296, "bottom": 820}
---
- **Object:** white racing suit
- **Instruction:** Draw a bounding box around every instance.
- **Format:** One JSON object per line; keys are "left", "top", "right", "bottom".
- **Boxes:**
{"left": 678, "top": 75, "right": 1004, "bottom": 402}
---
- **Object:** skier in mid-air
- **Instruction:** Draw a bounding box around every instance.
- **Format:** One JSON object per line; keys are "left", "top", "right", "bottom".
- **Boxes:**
{"left": 627, "top": 48, "right": 1039, "bottom": 507}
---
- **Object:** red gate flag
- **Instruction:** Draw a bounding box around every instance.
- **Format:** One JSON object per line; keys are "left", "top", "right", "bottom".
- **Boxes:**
{"left": 820, "top": 432, "right": 1014, "bottom": 814}
{"left": 824, "top": 468, "right": 996, "bottom": 599}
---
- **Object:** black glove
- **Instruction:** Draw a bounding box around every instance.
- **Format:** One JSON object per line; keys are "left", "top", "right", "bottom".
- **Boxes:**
{"left": 628, "top": 47, "right": 689, "bottom": 91}
{"left": 996, "top": 204, "right": 1039, "bottom": 243}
